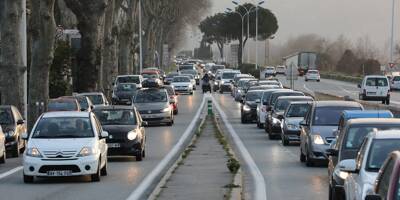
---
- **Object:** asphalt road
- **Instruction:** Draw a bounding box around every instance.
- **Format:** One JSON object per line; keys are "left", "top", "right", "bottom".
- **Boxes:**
{"left": 213, "top": 93, "right": 328, "bottom": 200}
{"left": 0, "top": 90, "right": 204, "bottom": 200}
{"left": 276, "top": 75, "right": 400, "bottom": 105}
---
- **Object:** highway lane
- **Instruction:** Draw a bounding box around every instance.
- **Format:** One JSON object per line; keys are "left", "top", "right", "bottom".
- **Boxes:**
{"left": 213, "top": 93, "right": 328, "bottom": 200}
{"left": 0, "top": 90, "right": 204, "bottom": 200}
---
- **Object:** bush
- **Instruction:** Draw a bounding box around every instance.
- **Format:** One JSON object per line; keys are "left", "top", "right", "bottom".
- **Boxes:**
{"left": 320, "top": 71, "right": 362, "bottom": 83}
{"left": 238, "top": 63, "right": 260, "bottom": 78}
{"left": 227, "top": 158, "right": 240, "bottom": 174}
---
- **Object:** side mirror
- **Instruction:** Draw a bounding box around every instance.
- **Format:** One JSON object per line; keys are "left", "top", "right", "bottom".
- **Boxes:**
{"left": 21, "top": 132, "right": 28, "bottom": 140}
{"left": 357, "top": 84, "right": 361, "bottom": 88}
{"left": 255, "top": 99, "right": 261, "bottom": 104}
{"left": 277, "top": 114, "right": 284, "bottom": 120}
{"left": 101, "top": 131, "right": 109, "bottom": 138}
{"left": 326, "top": 148, "right": 338, "bottom": 157}
{"left": 365, "top": 195, "right": 381, "bottom": 200}
{"left": 17, "top": 119, "right": 25, "bottom": 125}
{"left": 338, "top": 159, "right": 357, "bottom": 173}
{"left": 142, "top": 121, "right": 148, "bottom": 126}
{"left": 299, "top": 120, "right": 308, "bottom": 126}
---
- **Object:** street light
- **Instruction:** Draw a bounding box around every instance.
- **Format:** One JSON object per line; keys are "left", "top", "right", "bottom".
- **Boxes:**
{"left": 226, "top": 8, "right": 245, "bottom": 63}
{"left": 139, "top": 0, "right": 143, "bottom": 74}
{"left": 255, "top": 0, "right": 265, "bottom": 70}
{"left": 389, "top": 0, "right": 395, "bottom": 74}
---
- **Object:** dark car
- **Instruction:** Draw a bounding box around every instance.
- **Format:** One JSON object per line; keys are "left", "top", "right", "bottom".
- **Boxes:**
{"left": 266, "top": 95, "right": 312, "bottom": 140}
{"left": 241, "top": 90, "right": 263, "bottom": 123}
{"left": 0, "top": 105, "right": 26, "bottom": 157}
{"left": 281, "top": 101, "right": 313, "bottom": 145}
{"left": 112, "top": 83, "right": 137, "bottom": 105}
{"left": 163, "top": 85, "right": 178, "bottom": 115}
{"left": 75, "top": 95, "right": 94, "bottom": 112}
{"left": 77, "top": 92, "right": 109, "bottom": 106}
{"left": 299, "top": 101, "right": 363, "bottom": 167}
{"left": 47, "top": 96, "right": 81, "bottom": 112}
{"left": 180, "top": 69, "right": 200, "bottom": 85}
{"left": 327, "top": 118, "right": 399, "bottom": 200}
{"left": 164, "top": 72, "right": 180, "bottom": 85}
{"left": 93, "top": 106, "right": 146, "bottom": 161}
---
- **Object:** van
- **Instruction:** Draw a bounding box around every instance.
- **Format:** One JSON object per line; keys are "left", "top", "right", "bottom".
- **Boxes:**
{"left": 358, "top": 75, "right": 390, "bottom": 105}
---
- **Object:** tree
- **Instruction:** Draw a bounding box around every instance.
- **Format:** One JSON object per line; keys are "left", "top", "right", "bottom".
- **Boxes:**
{"left": 337, "top": 49, "right": 360, "bottom": 75}
{"left": 199, "top": 13, "right": 229, "bottom": 59}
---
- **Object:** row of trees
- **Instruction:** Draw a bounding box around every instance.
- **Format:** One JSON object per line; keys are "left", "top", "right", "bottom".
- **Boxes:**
{"left": 0, "top": 0, "right": 210, "bottom": 128}
{"left": 199, "top": 3, "right": 278, "bottom": 65}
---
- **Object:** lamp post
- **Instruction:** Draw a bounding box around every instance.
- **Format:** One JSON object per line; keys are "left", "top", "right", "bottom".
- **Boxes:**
{"left": 139, "top": 0, "right": 143, "bottom": 73}
{"left": 255, "top": 1, "right": 265, "bottom": 70}
{"left": 390, "top": 0, "right": 395, "bottom": 73}
{"left": 226, "top": 8, "right": 245, "bottom": 63}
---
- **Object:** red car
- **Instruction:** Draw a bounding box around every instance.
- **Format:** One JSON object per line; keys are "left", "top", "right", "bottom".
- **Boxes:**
{"left": 366, "top": 151, "right": 400, "bottom": 200}
{"left": 163, "top": 85, "right": 178, "bottom": 115}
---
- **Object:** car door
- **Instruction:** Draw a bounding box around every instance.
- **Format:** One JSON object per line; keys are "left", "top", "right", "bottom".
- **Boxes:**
{"left": 300, "top": 106, "right": 312, "bottom": 154}
{"left": 375, "top": 157, "right": 395, "bottom": 199}
{"left": 92, "top": 114, "right": 107, "bottom": 165}
{"left": 12, "top": 107, "right": 25, "bottom": 148}
{"left": 376, "top": 77, "right": 389, "bottom": 97}
{"left": 364, "top": 77, "right": 379, "bottom": 96}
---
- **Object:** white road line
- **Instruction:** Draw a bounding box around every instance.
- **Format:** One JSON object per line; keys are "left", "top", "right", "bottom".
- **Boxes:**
{"left": 126, "top": 95, "right": 206, "bottom": 200}
{"left": 0, "top": 166, "right": 23, "bottom": 180}
{"left": 303, "top": 84, "right": 314, "bottom": 95}
{"left": 212, "top": 96, "right": 268, "bottom": 200}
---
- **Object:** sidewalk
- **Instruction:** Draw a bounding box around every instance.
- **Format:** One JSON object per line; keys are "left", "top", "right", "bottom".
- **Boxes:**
{"left": 156, "top": 117, "right": 233, "bottom": 200}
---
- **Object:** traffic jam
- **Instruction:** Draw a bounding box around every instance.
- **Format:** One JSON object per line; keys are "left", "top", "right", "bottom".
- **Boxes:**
{"left": 0, "top": 57, "right": 399, "bottom": 200}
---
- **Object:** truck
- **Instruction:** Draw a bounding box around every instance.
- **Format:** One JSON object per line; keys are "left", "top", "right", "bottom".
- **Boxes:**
{"left": 283, "top": 52, "right": 317, "bottom": 76}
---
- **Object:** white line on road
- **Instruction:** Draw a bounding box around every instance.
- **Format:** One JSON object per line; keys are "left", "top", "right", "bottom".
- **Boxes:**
{"left": 212, "top": 96, "right": 268, "bottom": 200}
{"left": 303, "top": 84, "right": 314, "bottom": 96}
{"left": 126, "top": 95, "right": 206, "bottom": 200}
{"left": 0, "top": 166, "right": 23, "bottom": 180}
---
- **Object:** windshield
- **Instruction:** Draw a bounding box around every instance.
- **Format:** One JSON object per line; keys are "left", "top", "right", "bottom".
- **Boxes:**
{"left": 313, "top": 106, "right": 362, "bottom": 126}
{"left": 142, "top": 73, "right": 158, "bottom": 79}
{"left": 93, "top": 109, "right": 137, "bottom": 125}
{"left": 181, "top": 70, "right": 196, "bottom": 75}
{"left": 366, "top": 77, "right": 388, "bottom": 87}
{"left": 286, "top": 104, "right": 310, "bottom": 117}
{"left": 183, "top": 74, "right": 194, "bottom": 79}
{"left": 117, "top": 84, "right": 136, "bottom": 92}
{"left": 270, "top": 92, "right": 304, "bottom": 105}
{"left": 167, "top": 73, "right": 179, "bottom": 78}
{"left": 173, "top": 77, "right": 190, "bottom": 82}
{"left": 222, "top": 73, "right": 237, "bottom": 79}
{"left": 48, "top": 100, "right": 78, "bottom": 111}
{"left": 134, "top": 90, "right": 167, "bottom": 103}
{"left": 0, "top": 108, "right": 13, "bottom": 125}
{"left": 366, "top": 139, "right": 400, "bottom": 172}
{"left": 246, "top": 92, "right": 261, "bottom": 101}
{"left": 179, "top": 65, "right": 194, "bottom": 70}
{"left": 86, "top": 95, "right": 104, "bottom": 105}
{"left": 31, "top": 117, "right": 93, "bottom": 138}
{"left": 275, "top": 98, "right": 308, "bottom": 112}
{"left": 117, "top": 76, "right": 140, "bottom": 84}
{"left": 308, "top": 71, "right": 318, "bottom": 74}
{"left": 77, "top": 97, "right": 89, "bottom": 110}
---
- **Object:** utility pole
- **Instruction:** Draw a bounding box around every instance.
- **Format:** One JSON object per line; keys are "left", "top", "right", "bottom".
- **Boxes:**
{"left": 390, "top": 0, "right": 395, "bottom": 75}
{"left": 139, "top": 0, "right": 143, "bottom": 73}
{"left": 21, "top": 0, "right": 27, "bottom": 120}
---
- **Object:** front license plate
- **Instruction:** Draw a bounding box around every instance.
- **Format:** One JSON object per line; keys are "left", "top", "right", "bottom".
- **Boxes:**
{"left": 108, "top": 143, "right": 121, "bottom": 148}
{"left": 47, "top": 170, "right": 72, "bottom": 176}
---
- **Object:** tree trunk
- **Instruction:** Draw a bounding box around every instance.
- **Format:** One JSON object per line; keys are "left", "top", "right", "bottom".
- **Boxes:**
{"left": 0, "top": 0, "right": 25, "bottom": 114}
{"left": 28, "top": 0, "right": 56, "bottom": 129}
{"left": 238, "top": 39, "right": 243, "bottom": 65}
{"left": 118, "top": 0, "right": 137, "bottom": 75}
{"left": 64, "top": 0, "right": 109, "bottom": 92}
{"left": 217, "top": 41, "right": 224, "bottom": 59}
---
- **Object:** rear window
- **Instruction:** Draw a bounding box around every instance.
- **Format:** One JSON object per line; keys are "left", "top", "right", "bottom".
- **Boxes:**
{"left": 313, "top": 106, "right": 362, "bottom": 126}
{"left": 393, "top": 76, "right": 400, "bottom": 81}
{"left": 86, "top": 95, "right": 104, "bottom": 105}
{"left": 48, "top": 100, "right": 78, "bottom": 111}
{"left": 308, "top": 71, "right": 318, "bottom": 74}
{"left": 117, "top": 76, "right": 140, "bottom": 84}
{"left": 246, "top": 92, "right": 262, "bottom": 101}
{"left": 366, "top": 77, "right": 388, "bottom": 87}
{"left": 222, "top": 73, "right": 238, "bottom": 79}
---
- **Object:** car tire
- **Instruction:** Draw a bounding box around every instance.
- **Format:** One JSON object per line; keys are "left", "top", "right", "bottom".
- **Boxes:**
{"left": 100, "top": 159, "right": 107, "bottom": 176}
{"left": 136, "top": 150, "right": 143, "bottom": 161}
{"left": 256, "top": 120, "right": 261, "bottom": 128}
{"left": 91, "top": 162, "right": 101, "bottom": 182}
{"left": 219, "top": 90, "right": 223, "bottom": 94}
{"left": 282, "top": 135, "right": 289, "bottom": 146}
{"left": 317, "top": 79, "right": 320, "bottom": 82}
{"left": 268, "top": 132, "right": 275, "bottom": 140}
{"left": 174, "top": 110, "right": 178, "bottom": 115}
{"left": 0, "top": 151, "right": 5, "bottom": 164}
{"left": 386, "top": 98, "right": 390, "bottom": 105}
{"left": 23, "top": 173, "right": 34, "bottom": 183}
{"left": 305, "top": 79, "right": 308, "bottom": 82}
{"left": 10, "top": 142, "right": 20, "bottom": 158}
{"left": 190, "top": 91, "right": 193, "bottom": 95}
{"left": 305, "top": 149, "right": 314, "bottom": 167}
{"left": 300, "top": 148, "right": 306, "bottom": 162}
{"left": 241, "top": 116, "right": 246, "bottom": 124}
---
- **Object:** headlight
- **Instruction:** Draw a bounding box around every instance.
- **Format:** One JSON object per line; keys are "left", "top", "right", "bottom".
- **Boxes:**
{"left": 127, "top": 131, "right": 137, "bottom": 140}
{"left": 287, "top": 124, "right": 298, "bottom": 130}
{"left": 77, "top": 147, "right": 96, "bottom": 157}
{"left": 272, "top": 117, "right": 281, "bottom": 124}
{"left": 162, "top": 106, "right": 171, "bottom": 112}
{"left": 214, "top": 82, "right": 218, "bottom": 85}
{"left": 243, "top": 105, "right": 251, "bottom": 112}
{"left": 221, "top": 81, "right": 225, "bottom": 84}
{"left": 26, "top": 147, "right": 43, "bottom": 158}
{"left": 5, "top": 130, "right": 15, "bottom": 137}
{"left": 313, "top": 135, "right": 325, "bottom": 145}
{"left": 237, "top": 89, "right": 241, "bottom": 93}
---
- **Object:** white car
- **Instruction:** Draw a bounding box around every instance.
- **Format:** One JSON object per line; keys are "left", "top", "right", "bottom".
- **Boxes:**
{"left": 304, "top": 70, "right": 320, "bottom": 81}
{"left": 276, "top": 66, "right": 286, "bottom": 75}
{"left": 342, "top": 130, "right": 400, "bottom": 200}
{"left": 0, "top": 125, "right": 5, "bottom": 164}
{"left": 358, "top": 75, "right": 390, "bottom": 105}
{"left": 114, "top": 75, "right": 143, "bottom": 89}
{"left": 171, "top": 76, "right": 193, "bottom": 95}
{"left": 263, "top": 66, "right": 276, "bottom": 77}
{"left": 219, "top": 71, "right": 241, "bottom": 93}
{"left": 390, "top": 75, "right": 400, "bottom": 90}
{"left": 22, "top": 111, "right": 109, "bottom": 183}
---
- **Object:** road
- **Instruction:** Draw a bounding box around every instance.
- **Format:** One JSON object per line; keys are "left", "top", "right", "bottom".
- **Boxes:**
{"left": 276, "top": 75, "right": 400, "bottom": 105}
{"left": 213, "top": 93, "right": 328, "bottom": 200}
{"left": 0, "top": 90, "right": 204, "bottom": 200}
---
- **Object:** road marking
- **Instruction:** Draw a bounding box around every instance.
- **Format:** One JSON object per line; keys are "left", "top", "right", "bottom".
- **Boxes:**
{"left": 212, "top": 96, "right": 268, "bottom": 200}
{"left": 126, "top": 95, "right": 206, "bottom": 200}
{"left": 0, "top": 166, "right": 23, "bottom": 180}
{"left": 303, "top": 84, "right": 314, "bottom": 96}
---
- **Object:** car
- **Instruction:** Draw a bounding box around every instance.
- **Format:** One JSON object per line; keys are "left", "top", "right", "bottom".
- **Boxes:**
{"left": 0, "top": 106, "right": 26, "bottom": 158}
{"left": 133, "top": 88, "right": 174, "bottom": 126}
{"left": 266, "top": 95, "right": 312, "bottom": 140}
{"left": 365, "top": 151, "right": 400, "bottom": 200}
{"left": 75, "top": 95, "right": 94, "bottom": 112}
{"left": 48, "top": 96, "right": 82, "bottom": 112}
{"left": 114, "top": 75, "right": 143, "bottom": 89}
{"left": 164, "top": 72, "right": 180, "bottom": 85}
{"left": 141, "top": 70, "right": 161, "bottom": 81}
{"left": 232, "top": 74, "right": 254, "bottom": 96}
{"left": 180, "top": 69, "right": 200, "bottom": 85}
{"left": 327, "top": 117, "right": 399, "bottom": 200}
{"left": 112, "top": 83, "right": 137, "bottom": 105}
{"left": 163, "top": 85, "right": 179, "bottom": 115}
{"left": 0, "top": 125, "right": 5, "bottom": 163}
{"left": 247, "top": 85, "right": 280, "bottom": 93}
{"left": 93, "top": 106, "right": 146, "bottom": 161}
{"left": 358, "top": 75, "right": 390, "bottom": 105}
{"left": 210, "top": 64, "right": 225, "bottom": 75}
{"left": 263, "top": 66, "right": 276, "bottom": 77}
{"left": 77, "top": 92, "right": 109, "bottom": 106}
{"left": 178, "top": 64, "right": 196, "bottom": 71}
{"left": 234, "top": 79, "right": 255, "bottom": 101}
{"left": 342, "top": 130, "right": 400, "bottom": 200}
{"left": 390, "top": 75, "right": 400, "bottom": 90}
{"left": 219, "top": 71, "right": 241, "bottom": 93}
{"left": 182, "top": 74, "right": 197, "bottom": 90}
{"left": 258, "top": 80, "right": 283, "bottom": 88}
{"left": 276, "top": 66, "right": 286, "bottom": 75}
{"left": 243, "top": 79, "right": 260, "bottom": 93}
{"left": 281, "top": 101, "right": 312, "bottom": 145}
{"left": 256, "top": 89, "right": 287, "bottom": 129}
{"left": 22, "top": 111, "right": 109, "bottom": 183}
{"left": 305, "top": 70, "right": 321, "bottom": 82}
{"left": 299, "top": 101, "right": 363, "bottom": 166}
{"left": 241, "top": 90, "right": 263, "bottom": 123}
{"left": 171, "top": 76, "right": 193, "bottom": 95}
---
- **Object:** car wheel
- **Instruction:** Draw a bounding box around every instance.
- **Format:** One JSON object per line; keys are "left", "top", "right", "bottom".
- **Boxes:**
{"left": 219, "top": 90, "right": 223, "bottom": 94}
{"left": 268, "top": 132, "right": 275, "bottom": 140}
{"left": 305, "top": 149, "right": 314, "bottom": 167}
{"left": 317, "top": 79, "right": 320, "bottom": 82}
{"left": 241, "top": 116, "right": 246, "bottom": 124}
{"left": 11, "top": 142, "right": 20, "bottom": 157}
{"left": 100, "top": 159, "right": 107, "bottom": 176}
{"left": 256, "top": 120, "right": 261, "bottom": 128}
{"left": 386, "top": 98, "right": 390, "bottom": 105}
{"left": 174, "top": 109, "right": 178, "bottom": 115}
{"left": 23, "top": 173, "right": 34, "bottom": 183}
{"left": 91, "top": 161, "right": 101, "bottom": 182}
{"left": 305, "top": 79, "right": 308, "bottom": 82}
{"left": 300, "top": 148, "right": 306, "bottom": 162}
{"left": 282, "top": 135, "right": 289, "bottom": 146}
{"left": 136, "top": 150, "right": 143, "bottom": 161}
{"left": 190, "top": 91, "right": 193, "bottom": 95}
{"left": 0, "top": 151, "right": 5, "bottom": 164}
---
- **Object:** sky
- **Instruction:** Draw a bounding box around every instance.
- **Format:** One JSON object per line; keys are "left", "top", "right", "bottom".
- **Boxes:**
{"left": 182, "top": 0, "right": 399, "bottom": 58}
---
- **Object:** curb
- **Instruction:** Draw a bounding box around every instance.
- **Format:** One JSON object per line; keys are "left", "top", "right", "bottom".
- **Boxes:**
{"left": 126, "top": 96, "right": 207, "bottom": 200}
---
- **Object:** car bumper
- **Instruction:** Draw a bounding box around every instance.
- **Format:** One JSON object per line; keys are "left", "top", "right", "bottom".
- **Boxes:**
{"left": 220, "top": 84, "right": 231, "bottom": 92}
{"left": 107, "top": 140, "right": 142, "bottom": 156}
{"left": 309, "top": 143, "right": 329, "bottom": 161}
{"left": 175, "top": 88, "right": 193, "bottom": 93}
{"left": 282, "top": 129, "right": 301, "bottom": 141}
{"left": 141, "top": 112, "right": 172, "bottom": 124}
{"left": 269, "top": 123, "right": 282, "bottom": 135}
{"left": 23, "top": 155, "right": 100, "bottom": 176}
{"left": 242, "top": 110, "right": 257, "bottom": 121}
{"left": 112, "top": 98, "right": 132, "bottom": 105}
{"left": 361, "top": 94, "right": 388, "bottom": 100}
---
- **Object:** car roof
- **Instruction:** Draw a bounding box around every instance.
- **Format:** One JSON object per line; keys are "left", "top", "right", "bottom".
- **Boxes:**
{"left": 78, "top": 92, "right": 104, "bottom": 96}
{"left": 276, "top": 96, "right": 313, "bottom": 100}
{"left": 117, "top": 75, "right": 141, "bottom": 77}
{"left": 341, "top": 110, "right": 393, "bottom": 120}
{"left": 247, "top": 90, "right": 267, "bottom": 93}
{"left": 42, "top": 111, "right": 90, "bottom": 118}
{"left": 371, "top": 130, "right": 400, "bottom": 139}
{"left": 347, "top": 118, "right": 400, "bottom": 126}
{"left": 271, "top": 90, "right": 302, "bottom": 94}
{"left": 364, "top": 75, "right": 387, "bottom": 78}
{"left": 314, "top": 101, "right": 362, "bottom": 107}
{"left": 289, "top": 101, "right": 313, "bottom": 105}
{"left": 93, "top": 105, "right": 135, "bottom": 110}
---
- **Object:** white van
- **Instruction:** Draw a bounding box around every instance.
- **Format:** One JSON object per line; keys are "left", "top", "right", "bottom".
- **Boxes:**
{"left": 358, "top": 75, "right": 390, "bottom": 104}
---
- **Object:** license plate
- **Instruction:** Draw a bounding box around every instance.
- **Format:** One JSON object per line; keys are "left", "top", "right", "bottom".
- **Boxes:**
{"left": 108, "top": 143, "right": 121, "bottom": 148}
{"left": 367, "top": 92, "right": 376, "bottom": 95}
{"left": 47, "top": 170, "right": 72, "bottom": 176}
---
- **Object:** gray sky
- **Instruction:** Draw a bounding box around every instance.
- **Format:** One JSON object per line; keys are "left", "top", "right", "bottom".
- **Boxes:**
{"left": 182, "top": 0, "right": 398, "bottom": 56}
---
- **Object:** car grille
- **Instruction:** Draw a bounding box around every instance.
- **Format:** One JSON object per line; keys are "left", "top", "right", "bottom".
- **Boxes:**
{"left": 39, "top": 165, "right": 81, "bottom": 173}
{"left": 107, "top": 132, "right": 128, "bottom": 143}
{"left": 43, "top": 150, "right": 77, "bottom": 158}
{"left": 145, "top": 117, "right": 164, "bottom": 121}
{"left": 139, "top": 110, "right": 161, "bottom": 114}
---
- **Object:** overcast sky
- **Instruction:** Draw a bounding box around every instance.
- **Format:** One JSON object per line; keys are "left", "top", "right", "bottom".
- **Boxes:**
{"left": 182, "top": 0, "right": 399, "bottom": 55}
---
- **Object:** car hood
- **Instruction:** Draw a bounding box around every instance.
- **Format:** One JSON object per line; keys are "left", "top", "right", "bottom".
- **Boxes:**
{"left": 245, "top": 101, "right": 258, "bottom": 108}
{"left": 285, "top": 117, "right": 304, "bottom": 125}
{"left": 29, "top": 138, "right": 94, "bottom": 151}
{"left": 171, "top": 82, "right": 191, "bottom": 87}
{"left": 102, "top": 125, "right": 135, "bottom": 135}
{"left": 311, "top": 125, "right": 338, "bottom": 137}
{"left": 115, "top": 91, "right": 136, "bottom": 99}
{"left": 134, "top": 102, "right": 168, "bottom": 110}
{"left": 362, "top": 171, "right": 379, "bottom": 186}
